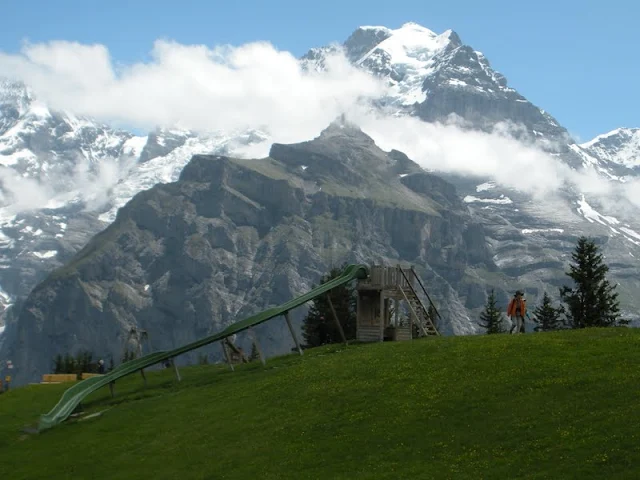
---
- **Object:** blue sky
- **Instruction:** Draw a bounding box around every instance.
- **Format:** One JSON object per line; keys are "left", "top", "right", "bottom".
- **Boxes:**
{"left": 1, "top": 0, "right": 637, "bottom": 141}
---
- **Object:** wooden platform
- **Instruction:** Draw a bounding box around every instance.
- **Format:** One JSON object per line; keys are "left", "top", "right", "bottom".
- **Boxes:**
{"left": 355, "top": 264, "right": 440, "bottom": 342}
{"left": 357, "top": 265, "right": 415, "bottom": 292}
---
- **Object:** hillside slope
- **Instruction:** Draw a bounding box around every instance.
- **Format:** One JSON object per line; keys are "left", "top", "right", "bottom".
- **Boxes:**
{"left": 2, "top": 328, "right": 639, "bottom": 479}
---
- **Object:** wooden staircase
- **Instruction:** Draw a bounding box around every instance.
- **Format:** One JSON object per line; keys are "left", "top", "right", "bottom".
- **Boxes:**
{"left": 356, "top": 264, "right": 442, "bottom": 342}
{"left": 407, "top": 296, "right": 439, "bottom": 337}
{"left": 398, "top": 267, "right": 441, "bottom": 337}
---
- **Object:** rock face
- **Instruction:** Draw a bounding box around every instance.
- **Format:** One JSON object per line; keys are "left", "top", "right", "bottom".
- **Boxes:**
{"left": 3, "top": 124, "right": 494, "bottom": 385}
{"left": 0, "top": 79, "right": 266, "bottom": 319}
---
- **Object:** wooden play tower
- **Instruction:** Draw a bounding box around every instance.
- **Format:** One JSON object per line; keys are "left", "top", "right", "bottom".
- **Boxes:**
{"left": 356, "top": 265, "right": 441, "bottom": 342}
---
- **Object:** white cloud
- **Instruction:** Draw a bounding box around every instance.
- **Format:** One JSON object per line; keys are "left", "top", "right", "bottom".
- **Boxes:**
{"left": 0, "top": 39, "right": 384, "bottom": 143}
{"left": 351, "top": 111, "right": 571, "bottom": 199}
{"left": 1, "top": 37, "right": 639, "bottom": 220}
{"left": 0, "top": 152, "right": 135, "bottom": 216}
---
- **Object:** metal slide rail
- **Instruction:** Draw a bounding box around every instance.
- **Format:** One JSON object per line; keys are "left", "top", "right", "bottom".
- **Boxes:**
{"left": 38, "top": 264, "right": 369, "bottom": 431}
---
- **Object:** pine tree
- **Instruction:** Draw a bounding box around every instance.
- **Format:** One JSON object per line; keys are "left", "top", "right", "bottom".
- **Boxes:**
{"left": 560, "top": 236, "right": 624, "bottom": 328}
{"left": 53, "top": 354, "right": 63, "bottom": 374}
{"left": 63, "top": 353, "right": 75, "bottom": 374}
{"left": 478, "top": 289, "right": 505, "bottom": 334}
{"left": 302, "top": 264, "right": 356, "bottom": 348}
{"left": 532, "top": 293, "right": 564, "bottom": 332}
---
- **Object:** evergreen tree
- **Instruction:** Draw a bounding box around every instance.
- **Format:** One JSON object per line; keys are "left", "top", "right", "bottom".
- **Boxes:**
{"left": 53, "top": 354, "right": 63, "bottom": 374}
{"left": 560, "top": 236, "right": 624, "bottom": 328}
{"left": 532, "top": 293, "right": 564, "bottom": 332}
{"left": 75, "top": 350, "right": 93, "bottom": 373}
{"left": 302, "top": 264, "right": 356, "bottom": 348}
{"left": 478, "top": 289, "right": 505, "bottom": 334}
{"left": 63, "top": 353, "right": 75, "bottom": 374}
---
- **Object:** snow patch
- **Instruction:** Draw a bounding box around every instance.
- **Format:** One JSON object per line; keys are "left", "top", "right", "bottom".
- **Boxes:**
{"left": 521, "top": 228, "right": 564, "bottom": 235}
{"left": 0, "top": 149, "right": 38, "bottom": 166}
{"left": 576, "top": 196, "right": 619, "bottom": 226}
{"left": 580, "top": 128, "right": 640, "bottom": 168}
{"left": 122, "top": 135, "right": 148, "bottom": 157}
{"left": 475, "top": 182, "right": 495, "bottom": 192}
{"left": 464, "top": 195, "right": 512, "bottom": 205}
{"left": 32, "top": 250, "right": 57, "bottom": 259}
{"left": 97, "top": 130, "right": 267, "bottom": 223}
{"left": 580, "top": 128, "right": 625, "bottom": 149}
{"left": 620, "top": 227, "right": 640, "bottom": 242}
{"left": 355, "top": 22, "right": 454, "bottom": 106}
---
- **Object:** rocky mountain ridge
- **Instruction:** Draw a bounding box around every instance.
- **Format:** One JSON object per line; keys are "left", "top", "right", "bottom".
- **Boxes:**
{"left": 2, "top": 124, "right": 493, "bottom": 385}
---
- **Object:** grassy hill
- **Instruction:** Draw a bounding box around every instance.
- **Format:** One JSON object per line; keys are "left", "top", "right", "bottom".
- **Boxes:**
{"left": 1, "top": 328, "right": 640, "bottom": 479}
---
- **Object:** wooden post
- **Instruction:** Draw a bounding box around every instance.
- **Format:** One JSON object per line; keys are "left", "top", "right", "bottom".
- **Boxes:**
{"left": 249, "top": 328, "right": 266, "bottom": 366}
{"left": 109, "top": 381, "right": 115, "bottom": 397}
{"left": 284, "top": 311, "right": 303, "bottom": 356}
{"left": 327, "top": 293, "right": 348, "bottom": 345}
{"left": 394, "top": 298, "right": 400, "bottom": 327}
{"left": 140, "top": 369, "right": 147, "bottom": 387}
{"left": 226, "top": 339, "right": 249, "bottom": 363}
{"left": 171, "top": 358, "right": 181, "bottom": 382}
{"left": 221, "top": 341, "right": 234, "bottom": 371}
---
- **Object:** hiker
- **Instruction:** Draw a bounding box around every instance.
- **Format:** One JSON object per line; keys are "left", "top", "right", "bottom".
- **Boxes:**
{"left": 98, "top": 359, "right": 105, "bottom": 374}
{"left": 507, "top": 290, "right": 527, "bottom": 334}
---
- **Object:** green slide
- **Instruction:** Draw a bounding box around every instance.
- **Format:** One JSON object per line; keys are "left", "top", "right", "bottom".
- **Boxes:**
{"left": 38, "top": 264, "right": 369, "bottom": 431}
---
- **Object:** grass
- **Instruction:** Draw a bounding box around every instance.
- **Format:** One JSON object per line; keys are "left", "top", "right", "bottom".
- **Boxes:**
{"left": 2, "top": 328, "right": 640, "bottom": 479}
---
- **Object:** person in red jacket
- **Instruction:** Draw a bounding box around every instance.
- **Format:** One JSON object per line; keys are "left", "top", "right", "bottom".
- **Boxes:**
{"left": 507, "top": 290, "right": 527, "bottom": 334}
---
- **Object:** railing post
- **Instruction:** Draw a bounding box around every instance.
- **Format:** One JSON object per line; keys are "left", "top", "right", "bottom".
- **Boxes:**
{"left": 327, "top": 293, "right": 348, "bottom": 345}
{"left": 171, "top": 358, "right": 181, "bottom": 382}
{"left": 284, "top": 311, "right": 303, "bottom": 356}
{"left": 221, "top": 341, "right": 235, "bottom": 371}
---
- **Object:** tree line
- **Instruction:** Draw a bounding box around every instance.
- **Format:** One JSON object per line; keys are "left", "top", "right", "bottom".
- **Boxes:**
{"left": 52, "top": 349, "right": 140, "bottom": 376}
{"left": 479, "top": 236, "right": 627, "bottom": 333}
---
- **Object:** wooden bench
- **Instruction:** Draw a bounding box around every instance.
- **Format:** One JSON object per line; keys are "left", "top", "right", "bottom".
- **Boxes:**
{"left": 41, "top": 374, "right": 77, "bottom": 383}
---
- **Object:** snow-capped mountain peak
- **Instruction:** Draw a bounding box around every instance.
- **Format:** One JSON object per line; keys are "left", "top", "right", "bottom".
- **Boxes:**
{"left": 351, "top": 23, "right": 459, "bottom": 106}
{"left": 579, "top": 127, "right": 640, "bottom": 169}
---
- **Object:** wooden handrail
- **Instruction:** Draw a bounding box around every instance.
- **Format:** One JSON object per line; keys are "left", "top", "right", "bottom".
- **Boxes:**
{"left": 397, "top": 267, "right": 440, "bottom": 336}
{"left": 409, "top": 266, "right": 444, "bottom": 325}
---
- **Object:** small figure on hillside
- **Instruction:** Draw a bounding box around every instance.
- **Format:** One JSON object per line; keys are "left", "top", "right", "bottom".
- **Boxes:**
{"left": 508, "top": 291, "right": 527, "bottom": 334}
{"left": 98, "top": 359, "right": 105, "bottom": 374}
